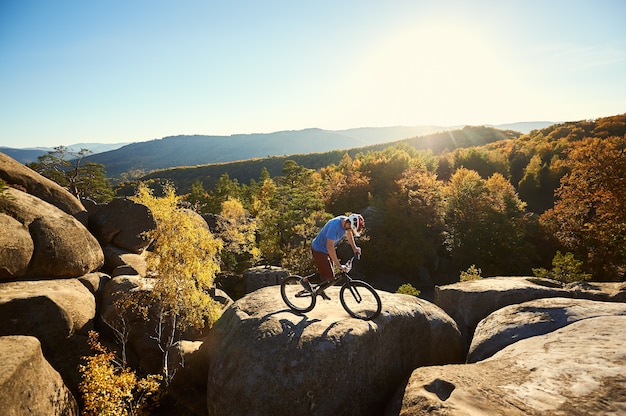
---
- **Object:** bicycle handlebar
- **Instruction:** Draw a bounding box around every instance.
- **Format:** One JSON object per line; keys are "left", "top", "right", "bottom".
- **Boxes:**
{"left": 343, "top": 255, "right": 360, "bottom": 273}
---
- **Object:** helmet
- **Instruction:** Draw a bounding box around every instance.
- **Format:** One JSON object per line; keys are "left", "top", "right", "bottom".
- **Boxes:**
{"left": 347, "top": 213, "right": 365, "bottom": 237}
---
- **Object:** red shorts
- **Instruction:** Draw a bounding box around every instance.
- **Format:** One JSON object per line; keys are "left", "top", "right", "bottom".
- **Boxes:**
{"left": 311, "top": 248, "right": 334, "bottom": 281}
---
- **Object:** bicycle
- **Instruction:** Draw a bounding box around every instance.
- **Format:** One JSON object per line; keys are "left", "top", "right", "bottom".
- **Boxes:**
{"left": 280, "top": 257, "right": 382, "bottom": 320}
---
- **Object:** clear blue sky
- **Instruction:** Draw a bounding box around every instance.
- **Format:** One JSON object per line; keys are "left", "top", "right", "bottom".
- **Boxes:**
{"left": 1, "top": 0, "right": 625, "bottom": 148}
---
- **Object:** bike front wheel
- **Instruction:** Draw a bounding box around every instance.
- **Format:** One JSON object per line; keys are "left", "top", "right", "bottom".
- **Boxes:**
{"left": 281, "top": 275, "right": 316, "bottom": 313}
{"left": 340, "top": 280, "right": 382, "bottom": 320}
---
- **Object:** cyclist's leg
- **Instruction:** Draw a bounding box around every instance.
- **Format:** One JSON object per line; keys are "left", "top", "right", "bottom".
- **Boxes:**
{"left": 310, "top": 248, "right": 335, "bottom": 298}
{"left": 311, "top": 248, "right": 334, "bottom": 282}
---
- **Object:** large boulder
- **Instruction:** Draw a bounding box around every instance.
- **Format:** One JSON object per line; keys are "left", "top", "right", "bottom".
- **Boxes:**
{"left": 200, "top": 286, "right": 463, "bottom": 416}
{"left": 0, "top": 278, "right": 97, "bottom": 392}
{"left": 468, "top": 297, "right": 626, "bottom": 362}
{"left": 434, "top": 276, "right": 571, "bottom": 349}
{"left": 0, "top": 335, "right": 78, "bottom": 416}
{"left": 0, "top": 213, "right": 33, "bottom": 279}
{"left": 102, "top": 243, "right": 148, "bottom": 277}
{"left": 0, "top": 151, "right": 87, "bottom": 224}
{"left": 242, "top": 265, "right": 288, "bottom": 294}
{"left": 88, "top": 198, "right": 155, "bottom": 253}
{"left": 386, "top": 315, "right": 626, "bottom": 415}
{"left": 566, "top": 280, "right": 626, "bottom": 302}
{"left": 0, "top": 187, "right": 104, "bottom": 279}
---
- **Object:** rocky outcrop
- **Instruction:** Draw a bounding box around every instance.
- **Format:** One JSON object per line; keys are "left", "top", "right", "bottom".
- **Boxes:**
{"left": 0, "top": 213, "right": 33, "bottom": 279}
{"left": 434, "top": 276, "right": 626, "bottom": 355}
{"left": 102, "top": 244, "right": 148, "bottom": 277}
{"left": 0, "top": 151, "right": 87, "bottom": 224}
{"left": 434, "top": 276, "right": 571, "bottom": 349}
{"left": 0, "top": 336, "right": 78, "bottom": 416}
{"left": 0, "top": 278, "right": 97, "bottom": 393}
{"left": 0, "top": 187, "right": 104, "bottom": 279}
{"left": 468, "top": 297, "right": 626, "bottom": 362}
{"left": 242, "top": 265, "right": 288, "bottom": 294}
{"left": 88, "top": 197, "right": 155, "bottom": 253}
{"left": 386, "top": 315, "right": 626, "bottom": 415}
{"left": 197, "top": 287, "right": 463, "bottom": 416}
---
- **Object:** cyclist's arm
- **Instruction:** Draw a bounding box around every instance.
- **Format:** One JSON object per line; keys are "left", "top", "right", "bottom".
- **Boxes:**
{"left": 345, "top": 229, "right": 362, "bottom": 257}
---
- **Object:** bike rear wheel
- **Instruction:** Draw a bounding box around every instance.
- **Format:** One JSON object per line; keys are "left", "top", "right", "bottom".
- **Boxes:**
{"left": 340, "top": 280, "right": 381, "bottom": 320}
{"left": 281, "top": 275, "right": 316, "bottom": 313}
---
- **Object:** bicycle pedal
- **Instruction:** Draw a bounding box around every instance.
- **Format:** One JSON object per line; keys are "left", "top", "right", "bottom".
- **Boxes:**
{"left": 319, "top": 291, "right": 331, "bottom": 301}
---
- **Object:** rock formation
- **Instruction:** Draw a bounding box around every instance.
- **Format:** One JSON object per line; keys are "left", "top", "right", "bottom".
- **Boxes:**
{"left": 0, "top": 336, "right": 78, "bottom": 416}
{"left": 386, "top": 315, "right": 626, "bottom": 415}
{"left": 0, "top": 152, "right": 87, "bottom": 224}
{"left": 468, "top": 297, "right": 626, "bottom": 362}
{"left": 198, "top": 287, "right": 463, "bottom": 416}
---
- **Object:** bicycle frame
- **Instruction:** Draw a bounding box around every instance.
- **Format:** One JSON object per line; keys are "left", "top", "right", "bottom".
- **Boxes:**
{"left": 312, "top": 257, "right": 356, "bottom": 294}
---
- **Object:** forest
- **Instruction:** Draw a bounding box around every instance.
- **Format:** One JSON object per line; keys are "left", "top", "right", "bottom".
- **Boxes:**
{"left": 27, "top": 114, "right": 626, "bottom": 285}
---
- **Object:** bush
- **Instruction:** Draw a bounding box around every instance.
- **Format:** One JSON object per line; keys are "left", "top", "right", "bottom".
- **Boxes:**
{"left": 79, "top": 331, "right": 162, "bottom": 416}
{"left": 396, "top": 283, "right": 421, "bottom": 297}
{"left": 460, "top": 264, "right": 483, "bottom": 281}
{"left": 532, "top": 251, "right": 591, "bottom": 284}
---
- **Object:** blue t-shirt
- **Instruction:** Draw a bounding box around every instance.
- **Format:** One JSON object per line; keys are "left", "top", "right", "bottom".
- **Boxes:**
{"left": 312, "top": 216, "right": 347, "bottom": 254}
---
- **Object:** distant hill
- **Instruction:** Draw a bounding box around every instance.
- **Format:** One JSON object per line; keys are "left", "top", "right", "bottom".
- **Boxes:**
{"left": 1, "top": 122, "right": 553, "bottom": 173}
{"left": 83, "top": 127, "right": 460, "bottom": 178}
{"left": 138, "top": 125, "right": 520, "bottom": 194}
{"left": 0, "top": 142, "right": 129, "bottom": 165}
{"left": 487, "top": 121, "right": 555, "bottom": 133}
{"left": 84, "top": 123, "right": 551, "bottom": 178}
{"left": 0, "top": 147, "right": 48, "bottom": 164}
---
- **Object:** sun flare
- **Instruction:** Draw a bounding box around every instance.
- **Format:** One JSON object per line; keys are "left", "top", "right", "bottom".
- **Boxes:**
{"left": 345, "top": 22, "right": 524, "bottom": 125}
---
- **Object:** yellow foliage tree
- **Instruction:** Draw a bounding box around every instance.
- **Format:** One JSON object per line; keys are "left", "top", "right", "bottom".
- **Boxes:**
{"left": 217, "top": 197, "right": 261, "bottom": 272}
{"left": 131, "top": 182, "right": 223, "bottom": 379}
{"left": 79, "top": 331, "right": 162, "bottom": 416}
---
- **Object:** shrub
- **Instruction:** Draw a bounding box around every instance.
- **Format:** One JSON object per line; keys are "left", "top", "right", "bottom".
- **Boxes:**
{"left": 79, "top": 331, "right": 162, "bottom": 416}
{"left": 396, "top": 283, "right": 421, "bottom": 297}
{"left": 532, "top": 251, "right": 591, "bottom": 284}
{"left": 460, "top": 264, "right": 483, "bottom": 281}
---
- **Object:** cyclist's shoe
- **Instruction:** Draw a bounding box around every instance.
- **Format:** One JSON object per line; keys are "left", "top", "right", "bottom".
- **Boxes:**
{"left": 295, "top": 290, "right": 310, "bottom": 298}
{"left": 319, "top": 291, "right": 331, "bottom": 301}
{"left": 300, "top": 278, "right": 313, "bottom": 293}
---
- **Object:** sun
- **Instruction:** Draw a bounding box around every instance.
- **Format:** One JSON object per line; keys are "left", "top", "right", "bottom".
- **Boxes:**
{"left": 340, "top": 22, "right": 525, "bottom": 126}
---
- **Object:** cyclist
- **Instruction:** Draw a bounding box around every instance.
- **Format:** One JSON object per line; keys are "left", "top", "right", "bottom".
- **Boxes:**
{"left": 300, "top": 213, "right": 364, "bottom": 296}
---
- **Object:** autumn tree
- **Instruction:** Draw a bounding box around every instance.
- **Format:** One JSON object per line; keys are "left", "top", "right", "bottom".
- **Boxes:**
{"left": 358, "top": 145, "right": 413, "bottom": 205}
{"left": 517, "top": 153, "right": 566, "bottom": 213}
{"left": 540, "top": 136, "right": 626, "bottom": 280}
{"left": 28, "top": 145, "right": 114, "bottom": 202}
{"left": 79, "top": 331, "right": 162, "bottom": 416}
{"left": 216, "top": 197, "right": 260, "bottom": 272}
{"left": 370, "top": 162, "right": 445, "bottom": 276}
{"left": 130, "top": 182, "right": 223, "bottom": 381}
{"left": 249, "top": 173, "right": 282, "bottom": 265}
{"left": 444, "top": 168, "right": 532, "bottom": 276}
{"left": 452, "top": 147, "right": 509, "bottom": 179}
{"left": 319, "top": 153, "right": 370, "bottom": 215}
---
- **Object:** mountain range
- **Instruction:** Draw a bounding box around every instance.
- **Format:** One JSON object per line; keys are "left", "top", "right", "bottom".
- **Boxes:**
{"left": 1, "top": 122, "right": 554, "bottom": 177}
